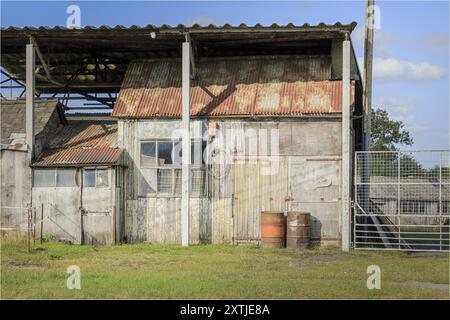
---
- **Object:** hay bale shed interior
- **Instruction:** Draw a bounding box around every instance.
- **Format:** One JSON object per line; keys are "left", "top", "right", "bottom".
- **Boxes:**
{"left": 0, "top": 23, "right": 364, "bottom": 247}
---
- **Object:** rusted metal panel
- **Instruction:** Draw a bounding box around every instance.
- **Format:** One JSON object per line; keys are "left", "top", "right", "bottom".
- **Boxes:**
{"left": 113, "top": 56, "right": 355, "bottom": 118}
{"left": 34, "top": 147, "right": 122, "bottom": 166}
{"left": 33, "top": 121, "right": 122, "bottom": 166}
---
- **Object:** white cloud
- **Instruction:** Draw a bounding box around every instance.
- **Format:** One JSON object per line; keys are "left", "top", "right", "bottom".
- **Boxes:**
{"left": 375, "top": 98, "right": 432, "bottom": 137}
{"left": 376, "top": 96, "right": 416, "bottom": 113}
{"left": 372, "top": 57, "right": 446, "bottom": 82}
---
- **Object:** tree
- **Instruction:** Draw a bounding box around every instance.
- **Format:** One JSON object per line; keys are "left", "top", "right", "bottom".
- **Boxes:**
{"left": 368, "top": 108, "right": 421, "bottom": 176}
{"left": 370, "top": 108, "right": 413, "bottom": 151}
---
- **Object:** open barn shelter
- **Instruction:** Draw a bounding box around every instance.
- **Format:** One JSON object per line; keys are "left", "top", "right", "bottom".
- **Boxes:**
{"left": 1, "top": 23, "right": 365, "bottom": 249}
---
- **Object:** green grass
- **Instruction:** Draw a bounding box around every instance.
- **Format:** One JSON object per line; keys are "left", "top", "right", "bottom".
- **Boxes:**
{"left": 1, "top": 240, "right": 449, "bottom": 299}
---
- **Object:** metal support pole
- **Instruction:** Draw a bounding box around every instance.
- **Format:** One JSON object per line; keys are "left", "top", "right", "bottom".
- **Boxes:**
{"left": 181, "top": 41, "right": 191, "bottom": 247}
{"left": 26, "top": 43, "right": 35, "bottom": 160}
{"left": 342, "top": 37, "right": 351, "bottom": 251}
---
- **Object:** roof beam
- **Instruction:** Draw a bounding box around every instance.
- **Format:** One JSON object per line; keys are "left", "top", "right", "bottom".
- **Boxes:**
{"left": 30, "top": 36, "right": 54, "bottom": 82}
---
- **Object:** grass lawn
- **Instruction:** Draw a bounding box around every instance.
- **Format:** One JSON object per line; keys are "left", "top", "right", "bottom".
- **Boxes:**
{"left": 1, "top": 240, "right": 449, "bottom": 299}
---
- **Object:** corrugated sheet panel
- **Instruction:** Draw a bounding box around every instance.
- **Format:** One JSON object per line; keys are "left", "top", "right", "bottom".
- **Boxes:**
{"left": 113, "top": 56, "right": 355, "bottom": 118}
{"left": 33, "top": 121, "right": 122, "bottom": 166}
{"left": 1, "top": 22, "right": 357, "bottom": 32}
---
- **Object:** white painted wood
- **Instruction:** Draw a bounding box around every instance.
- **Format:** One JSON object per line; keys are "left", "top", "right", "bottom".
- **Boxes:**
{"left": 181, "top": 41, "right": 191, "bottom": 246}
{"left": 341, "top": 39, "right": 351, "bottom": 251}
{"left": 26, "top": 43, "right": 35, "bottom": 159}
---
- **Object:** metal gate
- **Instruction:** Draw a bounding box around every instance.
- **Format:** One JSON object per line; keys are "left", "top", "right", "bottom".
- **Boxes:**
{"left": 354, "top": 150, "right": 450, "bottom": 252}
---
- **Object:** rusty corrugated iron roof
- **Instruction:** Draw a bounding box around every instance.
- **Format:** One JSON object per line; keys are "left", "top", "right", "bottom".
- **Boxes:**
{"left": 33, "top": 121, "right": 122, "bottom": 166}
{"left": 113, "top": 56, "right": 354, "bottom": 118}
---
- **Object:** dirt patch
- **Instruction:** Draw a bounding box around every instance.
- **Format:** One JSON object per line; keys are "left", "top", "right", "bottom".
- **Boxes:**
{"left": 402, "top": 280, "right": 449, "bottom": 292}
{"left": 8, "top": 262, "right": 45, "bottom": 269}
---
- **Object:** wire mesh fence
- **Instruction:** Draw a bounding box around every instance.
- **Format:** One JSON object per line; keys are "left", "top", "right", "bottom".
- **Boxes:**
{"left": 354, "top": 150, "right": 450, "bottom": 252}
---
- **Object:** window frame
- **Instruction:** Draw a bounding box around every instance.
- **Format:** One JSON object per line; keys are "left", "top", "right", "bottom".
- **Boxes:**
{"left": 83, "top": 168, "right": 110, "bottom": 188}
{"left": 139, "top": 139, "right": 206, "bottom": 197}
{"left": 33, "top": 167, "right": 78, "bottom": 188}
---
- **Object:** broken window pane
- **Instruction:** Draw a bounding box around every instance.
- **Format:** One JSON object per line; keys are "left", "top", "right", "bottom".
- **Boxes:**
{"left": 172, "top": 140, "right": 182, "bottom": 165}
{"left": 157, "top": 168, "right": 173, "bottom": 193}
{"left": 96, "top": 169, "right": 109, "bottom": 187}
{"left": 33, "top": 168, "right": 55, "bottom": 187}
{"left": 56, "top": 168, "right": 77, "bottom": 187}
{"left": 141, "top": 141, "right": 156, "bottom": 167}
{"left": 139, "top": 169, "right": 157, "bottom": 196}
{"left": 158, "top": 141, "right": 173, "bottom": 165}
{"left": 84, "top": 169, "right": 96, "bottom": 187}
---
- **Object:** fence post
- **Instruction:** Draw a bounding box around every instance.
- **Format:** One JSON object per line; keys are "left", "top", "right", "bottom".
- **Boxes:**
{"left": 40, "top": 203, "right": 44, "bottom": 244}
{"left": 27, "top": 206, "right": 31, "bottom": 253}
{"left": 439, "top": 154, "right": 442, "bottom": 250}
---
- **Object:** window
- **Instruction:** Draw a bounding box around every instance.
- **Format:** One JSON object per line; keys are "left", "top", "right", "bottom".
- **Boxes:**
{"left": 33, "top": 168, "right": 77, "bottom": 187}
{"left": 191, "top": 169, "right": 205, "bottom": 195}
{"left": 97, "top": 169, "right": 109, "bottom": 187}
{"left": 83, "top": 168, "right": 109, "bottom": 188}
{"left": 33, "top": 168, "right": 56, "bottom": 187}
{"left": 157, "top": 168, "right": 173, "bottom": 194}
{"left": 139, "top": 139, "right": 206, "bottom": 196}
{"left": 141, "top": 141, "right": 175, "bottom": 167}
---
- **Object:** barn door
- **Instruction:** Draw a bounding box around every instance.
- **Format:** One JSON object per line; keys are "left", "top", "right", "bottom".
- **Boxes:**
{"left": 81, "top": 168, "right": 114, "bottom": 245}
{"left": 233, "top": 158, "right": 288, "bottom": 244}
{"left": 289, "top": 157, "right": 341, "bottom": 245}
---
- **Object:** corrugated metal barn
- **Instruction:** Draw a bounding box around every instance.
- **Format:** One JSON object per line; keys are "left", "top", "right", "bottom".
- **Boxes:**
{"left": 1, "top": 22, "right": 364, "bottom": 248}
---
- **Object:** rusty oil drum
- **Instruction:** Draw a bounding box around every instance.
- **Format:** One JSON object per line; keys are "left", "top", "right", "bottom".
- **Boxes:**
{"left": 260, "top": 211, "right": 286, "bottom": 248}
{"left": 286, "top": 212, "right": 310, "bottom": 249}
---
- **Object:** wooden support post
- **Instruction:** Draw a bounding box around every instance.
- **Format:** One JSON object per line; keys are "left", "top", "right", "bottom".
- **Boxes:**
{"left": 363, "top": 0, "right": 375, "bottom": 150}
{"left": 342, "top": 36, "right": 351, "bottom": 251}
{"left": 40, "top": 203, "right": 44, "bottom": 244}
{"left": 26, "top": 43, "right": 35, "bottom": 160}
{"left": 181, "top": 40, "right": 191, "bottom": 247}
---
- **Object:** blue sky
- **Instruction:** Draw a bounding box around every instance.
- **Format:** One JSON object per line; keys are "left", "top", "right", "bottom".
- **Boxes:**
{"left": 1, "top": 0, "right": 449, "bottom": 151}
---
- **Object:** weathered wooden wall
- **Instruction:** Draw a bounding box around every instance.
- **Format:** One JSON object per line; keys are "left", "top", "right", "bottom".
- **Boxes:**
{"left": 32, "top": 186, "right": 82, "bottom": 243}
{"left": 32, "top": 168, "right": 117, "bottom": 245}
{"left": 0, "top": 150, "right": 31, "bottom": 231}
{"left": 282, "top": 120, "right": 342, "bottom": 246}
{"left": 119, "top": 118, "right": 343, "bottom": 246}
{"left": 81, "top": 168, "right": 116, "bottom": 245}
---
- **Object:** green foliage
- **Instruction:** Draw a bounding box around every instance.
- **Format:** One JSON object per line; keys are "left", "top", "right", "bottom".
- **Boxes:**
{"left": 370, "top": 108, "right": 413, "bottom": 151}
